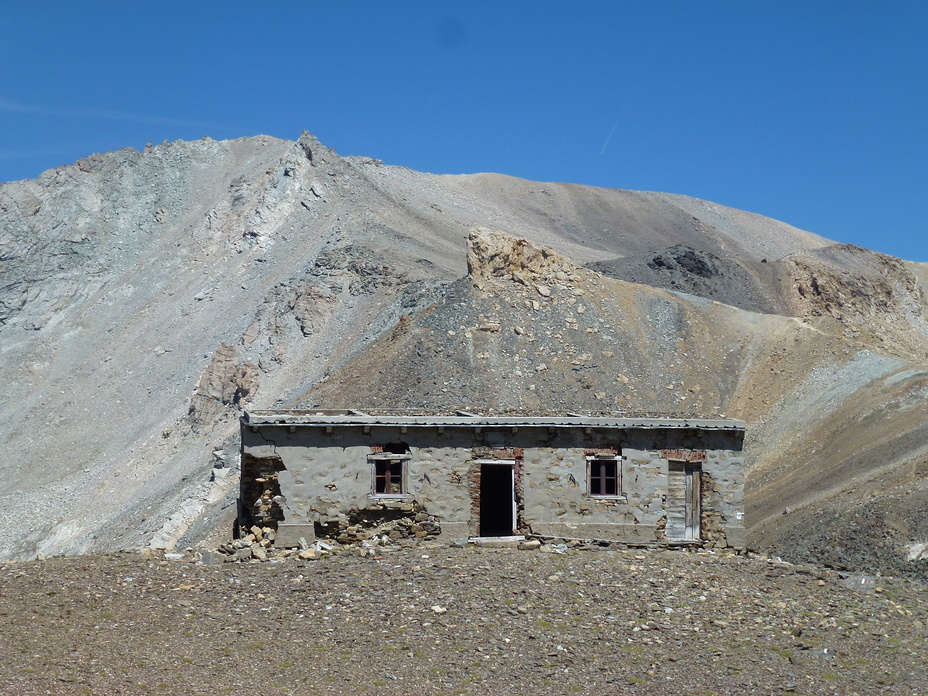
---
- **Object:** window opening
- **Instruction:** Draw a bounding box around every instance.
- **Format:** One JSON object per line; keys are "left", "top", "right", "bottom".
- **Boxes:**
{"left": 369, "top": 442, "right": 410, "bottom": 497}
{"left": 587, "top": 455, "right": 621, "bottom": 497}
{"left": 374, "top": 458, "right": 406, "bottom": 495}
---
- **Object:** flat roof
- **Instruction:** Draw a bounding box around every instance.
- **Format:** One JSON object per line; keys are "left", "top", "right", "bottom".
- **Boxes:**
{"left": 243, "top": 409, "right": 745, "bottom": 431}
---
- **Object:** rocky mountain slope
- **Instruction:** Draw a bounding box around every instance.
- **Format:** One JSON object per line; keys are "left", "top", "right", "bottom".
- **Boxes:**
{"left": 1, "top": 132, "right": 926, "bottom": 579}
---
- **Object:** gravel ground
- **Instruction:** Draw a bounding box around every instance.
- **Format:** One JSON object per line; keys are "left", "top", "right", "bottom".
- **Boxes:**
{"left": 1, "top": 544, "right": 925, "bottom": 695}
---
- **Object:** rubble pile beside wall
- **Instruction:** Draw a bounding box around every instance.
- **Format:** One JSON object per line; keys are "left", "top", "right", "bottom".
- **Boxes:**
{"left": 316, "top": 503, "right": 441, "bottom": 544}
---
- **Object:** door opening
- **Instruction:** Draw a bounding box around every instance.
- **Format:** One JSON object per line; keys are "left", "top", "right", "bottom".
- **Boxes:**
{"left": 684, "top": 464, "right": 701, "bottom": 540}
{"left": 666, "top": 461, "right": 702, "bottom": 541}
{"left": 479, "top": 461, "right": 516, "bottom": 537}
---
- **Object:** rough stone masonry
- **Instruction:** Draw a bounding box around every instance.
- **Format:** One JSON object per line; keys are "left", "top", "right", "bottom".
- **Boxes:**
{"left": 239, "top": 411, "right": 746, "bottom": 550}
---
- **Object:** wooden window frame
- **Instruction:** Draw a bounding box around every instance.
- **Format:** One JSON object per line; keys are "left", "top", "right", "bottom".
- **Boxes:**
{"left": 586, "top": 455, "right": 622, "bottom": 498}
{"left": 369, "top": 453, "right": 411, "bottom": 498}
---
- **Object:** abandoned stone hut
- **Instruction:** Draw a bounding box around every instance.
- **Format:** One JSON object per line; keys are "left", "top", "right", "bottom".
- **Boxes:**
{"left": 239, "top": 410, "right": 746, "bottom": 550}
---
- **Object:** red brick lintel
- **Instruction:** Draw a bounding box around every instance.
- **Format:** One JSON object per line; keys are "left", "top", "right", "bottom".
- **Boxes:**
{"left": 584, "top": 447, "right": 621, "bottom": 457}
{"left": 661, "top": 449, "right": 707, "bottom": 462}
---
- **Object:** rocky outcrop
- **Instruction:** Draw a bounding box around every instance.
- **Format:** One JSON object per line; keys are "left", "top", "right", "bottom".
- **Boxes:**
{"left": 779, "top": 244, "right": 928, "bottom": 361}
{"left": 467, "top": 227, "right": 576, "bottom": 283}
{"left": 590, "top": 244, "right": 780, "bottom": 315}
{"left": 187, "top": 344, "right": 259, "bottom": 428}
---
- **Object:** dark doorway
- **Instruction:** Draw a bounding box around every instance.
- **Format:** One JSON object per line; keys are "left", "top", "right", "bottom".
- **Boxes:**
{"left": 479, "top": 463, "right": 515, "bottom": 537}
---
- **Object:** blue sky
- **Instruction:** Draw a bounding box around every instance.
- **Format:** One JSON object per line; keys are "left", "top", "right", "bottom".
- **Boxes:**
{"left": 2, "top": 2, "right": 926, "bottom": 261}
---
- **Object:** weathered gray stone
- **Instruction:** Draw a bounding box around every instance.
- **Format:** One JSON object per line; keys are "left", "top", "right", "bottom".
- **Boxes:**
{"left": 275, "top": 523, "right": 316, "bottom": 548}
{"left": 472, "top": 537, "right": 522, "bottom": 549}
{"left": 842, "top": 574, "right": 876, "bottom": 592}
{"left": 198, "top": 550, "right": 223, "bottom": 566}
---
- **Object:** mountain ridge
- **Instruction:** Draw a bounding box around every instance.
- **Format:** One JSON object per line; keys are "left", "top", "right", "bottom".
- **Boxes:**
{"left": 1, "top": 131, "right": 926, "bottom": 579}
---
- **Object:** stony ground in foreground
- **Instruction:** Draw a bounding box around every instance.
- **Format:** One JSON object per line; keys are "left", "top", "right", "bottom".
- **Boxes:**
{"left": 1, "top": 544, "right": 926, "bottom": 696}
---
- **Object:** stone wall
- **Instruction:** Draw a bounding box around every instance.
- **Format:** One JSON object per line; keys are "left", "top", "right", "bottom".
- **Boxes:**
{"left": 240, "top": 424, "right": 745, "bottom": 549}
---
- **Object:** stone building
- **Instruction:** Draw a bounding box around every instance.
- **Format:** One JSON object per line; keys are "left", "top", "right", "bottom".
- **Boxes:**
{"left": 239, "top": 410, "right": 746, "bottom": 550}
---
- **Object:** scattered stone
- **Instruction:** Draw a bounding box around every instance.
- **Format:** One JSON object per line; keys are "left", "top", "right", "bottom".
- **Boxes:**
{"left": 842, "top": 574, "right": 876, "bottom": 592}
{"left": 198, "top": 550, "right": 223, "bottom": 566}
{"left": 3, "top": 543, "right": 927, "bottom": 693}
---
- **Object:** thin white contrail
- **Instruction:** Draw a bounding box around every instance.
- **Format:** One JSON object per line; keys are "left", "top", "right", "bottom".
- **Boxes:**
{"left": 0, "top": 97, "right": 231, "bottom": 131}
{"left": 600, "top": 118, "right": 619, "bottom": 155}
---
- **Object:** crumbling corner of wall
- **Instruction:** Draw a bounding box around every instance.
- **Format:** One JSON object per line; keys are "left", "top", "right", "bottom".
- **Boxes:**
{"left": 654, "top": 515, "right": 667, "bottom": 542}
{"left": 240, "top": 453, "right": 286, "bottom": 532}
